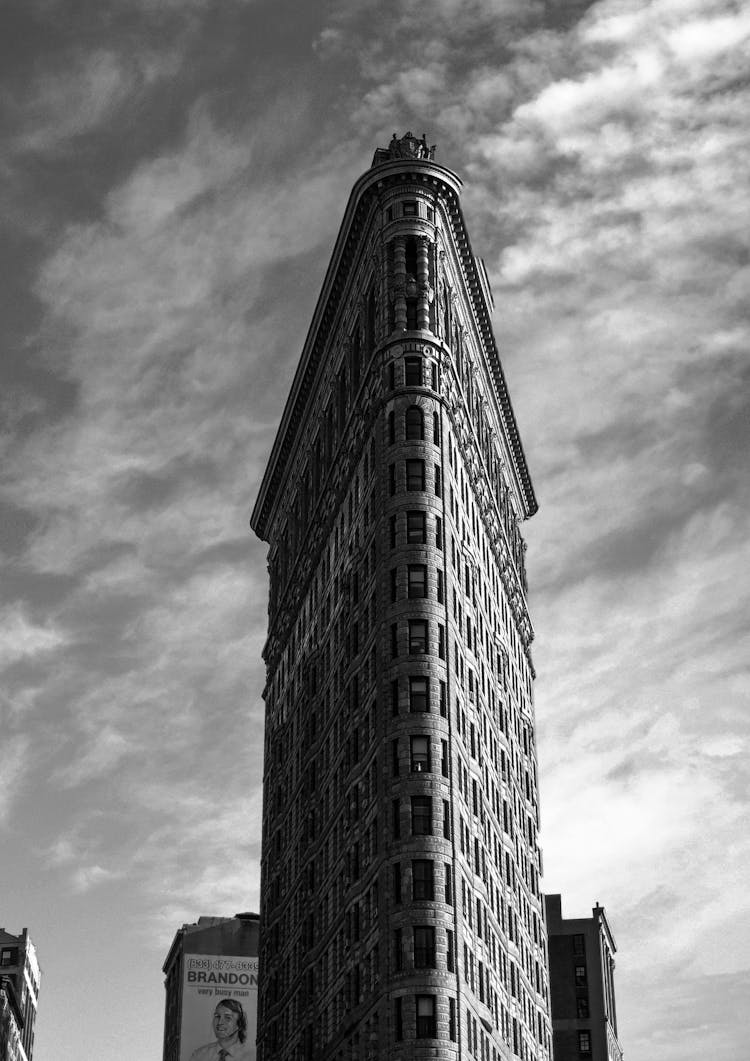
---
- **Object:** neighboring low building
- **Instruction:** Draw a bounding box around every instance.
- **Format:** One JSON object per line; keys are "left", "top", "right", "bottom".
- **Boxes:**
{"left": 0, "top": 928, "right": 40, "bottom": 1061}
{"left": 162, "top": 912, "right": 259, "bottom": 1061}
{"left": 544, "top": 894, "right": 623, "bottom": 1061}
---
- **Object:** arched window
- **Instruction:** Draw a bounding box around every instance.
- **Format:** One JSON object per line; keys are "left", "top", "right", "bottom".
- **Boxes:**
{"left": 405, "top": 406, "right": 424, "bottom": 441}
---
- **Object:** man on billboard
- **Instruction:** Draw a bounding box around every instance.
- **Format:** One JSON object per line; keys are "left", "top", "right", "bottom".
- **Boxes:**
{"left": 189, "top": 998, "right": 255, "bottom": 1060}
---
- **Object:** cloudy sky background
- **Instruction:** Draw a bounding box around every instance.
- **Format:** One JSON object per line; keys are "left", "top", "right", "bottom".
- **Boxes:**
{"left": 1, "top": 0, "right": 748, "bottom": 1057}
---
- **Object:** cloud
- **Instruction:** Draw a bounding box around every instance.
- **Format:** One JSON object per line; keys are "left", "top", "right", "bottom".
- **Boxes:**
{"left": 0, "top": 735, "right": 31, "bottom": 825}
{"left": 0, "top": 604, "right": 67, "bottom": 667}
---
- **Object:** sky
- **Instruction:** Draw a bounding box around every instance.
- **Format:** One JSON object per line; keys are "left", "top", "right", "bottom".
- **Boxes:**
{"left": 0, "top": 0, "right": 748, "bottom": 1057}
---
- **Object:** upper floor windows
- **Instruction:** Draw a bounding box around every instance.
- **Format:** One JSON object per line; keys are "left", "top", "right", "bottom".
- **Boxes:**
{"left": 415, "top": 995, "right": 436, "bottom": 1038}
{"left": 411, "top": 795, "right": 432, "bottom": 835}
{"left": 406, "top": 460, "right": 425, "bottom": 491}
{"left": 410, "top": 735, "right": 431, "bottom": 772}
{"left": 412, "top": 859, "right": 434, "bottom": 900}
{"left": 405, "top": 357, "right": 422, "bottom": 386}
{"left": 407, "top": 564, "right": 427, "bottom": 598}
{"left": 405, "top": 406, "right": 424, "bottom": 440}
{"left": 407, "top": 511, "right": 426, "bottom": 544}
{"left": 402, "top": 200, "right": 418, "bottom": 217}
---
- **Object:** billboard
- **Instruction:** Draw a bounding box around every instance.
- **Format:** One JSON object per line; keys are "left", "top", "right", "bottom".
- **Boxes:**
{"left": 180, "top": 953, "right": 258, "bottom": 1061}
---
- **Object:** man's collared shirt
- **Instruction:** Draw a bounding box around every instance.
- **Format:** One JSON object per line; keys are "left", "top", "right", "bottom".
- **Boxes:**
{"left": 189, "top": 1039, "right": 255, "bottom": 1061}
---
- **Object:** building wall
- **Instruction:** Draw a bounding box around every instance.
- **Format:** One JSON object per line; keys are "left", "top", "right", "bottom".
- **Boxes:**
{"left": 252, "top": 139, "right": 550, "bottom": 1060}
{"left": 544, "top": 895, "right": 622, "bottom": 1061}
{"left": 162, "top": 914, "right": 259, "bottom": 1061}
{"left": 0, "top": 930, "right": 39, "bottom": 1061}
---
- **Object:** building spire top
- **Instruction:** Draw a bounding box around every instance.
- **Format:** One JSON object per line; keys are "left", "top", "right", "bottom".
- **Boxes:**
{"left": 371, "top": 130, "right": 436, "bottom": 167}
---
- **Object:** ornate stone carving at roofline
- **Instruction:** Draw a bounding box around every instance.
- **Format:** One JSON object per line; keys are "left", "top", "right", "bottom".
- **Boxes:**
{"left": 371, "top": 131, "right": 436, "bottom": 167}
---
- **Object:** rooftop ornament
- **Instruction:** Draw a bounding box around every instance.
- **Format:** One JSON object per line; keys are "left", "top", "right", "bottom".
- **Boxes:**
{"left": 371, "top": 131, "right": 437, "bottom": 167}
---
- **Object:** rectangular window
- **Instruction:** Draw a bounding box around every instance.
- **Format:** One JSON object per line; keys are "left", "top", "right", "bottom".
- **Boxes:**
{"left": 414, "top": 926, "right": 436, "bottom": 968}
{"left": 444, "top": 863, "right": 453, "bottom": 905}
{"left": 407, "top": 510, "right": 426, "bottom": 543}
{"left": 410, "top": 735, "right": 430, "bottom": 772}
{"left": 392, "top": 799, "right": 401, "bottom": 840}
{"left": 575, "top": 965, "right": 587, "bottom": 987}
{"left": 391, "top": 679, "right": 399, "bottom": 715}
{"left": 409, "top": 619, "right": 428, "bottom": 654}
{"left": 406, "top": 459, "right": 425, "bottom": 491}
{"left": 393, "top": 862, "right": 402, "bottom": 903}
{"left": 390, "top": 515, "right": 397, "bottom": 548}
{"left": 578, "top": 1030, "right": 591, "bottom": 1055}
{"left": 449, "top": 997, "right": 456, "bottom": 1041}
{"left": 435, "top": 516, "right": 443, "bottom": 549}
{"left": 437, "top": 568, "right": 444, "bottom": 603}
{"left": 447, "top": 929, "right": 455, "bottom": 972}
{"left": 440, "top": 680, "right": 447, "bottom": 717}
{"left": 412, "top": 859, "right": 434, "bottom": 900}
{"left": 392, "top": 738, "right": 400, "bottom": 776}
{"left": 389, "top": 463, "right": 396, "bottom": 495}
{"left": 441, "top": 739, "right": 449, "bottom": 777}
{"left": 394, "top": 928, "right": 404, "bottom": 971}
{"left": 404, "top": 356, "right": 422, "bottom": 386}
{"left": 409, "top": 676, "right": 429, "bottom": 712}
{"left": 391, "top": 622, "right": 399, "bottom": 658}
{"left": 408, "top": 564, "right": 427, "bottom": 598}
{"left": 395, "top": 997, "right": 403, "bottom": 1041}
{"left": 390, "top": 567, "right": 398, "bottom": 602}
{"left": 577, "top": 996, "right": 589, "bottom": 1019}
{"left": 416, "top": 995, "right": 436, "bottom": 1038}
{"left": 438, "top": 624, "right": 445, "bottom": 658}
{"left": 411, "top": 795, "right": 432, "bottom": 835}
{"left": 403, "top": 201, "right": 418, "bottom": 217}
{"left": 443, "top": 799, "right": 451, "bottom": 839}
{"left": 573, "top": 933, "right": 585, "bottom": 955}
{"left": 434, "top": 463, "right": 442, "bottom": 496}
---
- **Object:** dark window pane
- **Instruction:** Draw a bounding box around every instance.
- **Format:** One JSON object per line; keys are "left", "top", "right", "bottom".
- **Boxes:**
{"left": 413, "top": 926, "right": 436, "bottom": 968}
{"left": 406, "top": 459, "right": 425, "bottom": 490}
{"left": 405, "top": 357, "right": 422, "bottom": 386}
{"left": 410, "top": 735, "right": 430, "bottom": 772}
{"left": 405, "top": 406, "right": 424, "bottom": 440}
{"left": 407, "top": 564, "right": 427, "bottom": 598}
{"left": 409, "top": 676, "right": 429, "bottom": 712}
{"left": 411, "top": 795, "right": 432, "bottom": 835}
{"left": 412, "top": 860, "right": 434, "bottom": 900}
{"left": 415, "top": 995, "right": 436, "bottom": 1038}
{"left": 407, "top": 511, "right": 426, "bottom": 543}
{"left": 409, "top": 620, "right": 428, "bottom": 654}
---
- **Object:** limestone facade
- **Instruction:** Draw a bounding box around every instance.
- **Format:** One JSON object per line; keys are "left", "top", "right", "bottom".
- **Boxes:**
{"left": 251, "top": 134, "right": 552, "bottom": 1061}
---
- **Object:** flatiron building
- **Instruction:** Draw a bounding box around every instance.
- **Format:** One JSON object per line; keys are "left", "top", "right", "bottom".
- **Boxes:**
{"left": 251, "top": 132, "right": 552, "bottom": 1061}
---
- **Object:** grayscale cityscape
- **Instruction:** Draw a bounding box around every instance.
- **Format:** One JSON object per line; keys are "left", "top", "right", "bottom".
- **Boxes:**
{"left": 2, "top": 3, "right": 748, "bottom": 1060}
